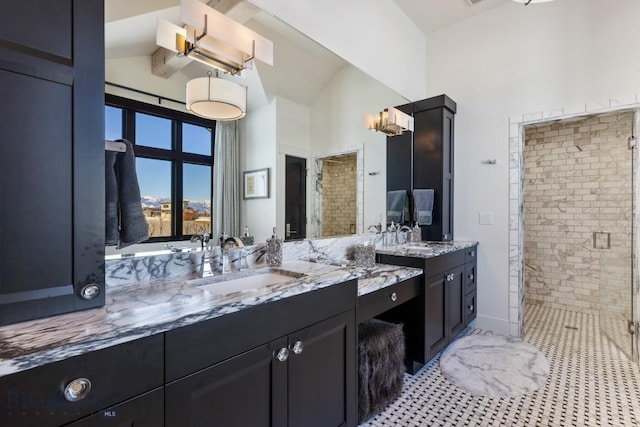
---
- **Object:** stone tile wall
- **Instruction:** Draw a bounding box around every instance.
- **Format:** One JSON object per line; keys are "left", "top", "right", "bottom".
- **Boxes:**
{"left": 322, "top": 154, "right": 358, "bottom": 236}
{"left": 524, "top": 112, "right": 634, "bottom": 315}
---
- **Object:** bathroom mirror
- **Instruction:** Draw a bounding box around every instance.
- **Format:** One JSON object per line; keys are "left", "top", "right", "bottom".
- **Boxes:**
{"left": 104, "top": 0, "right": 407, "bottom": 249}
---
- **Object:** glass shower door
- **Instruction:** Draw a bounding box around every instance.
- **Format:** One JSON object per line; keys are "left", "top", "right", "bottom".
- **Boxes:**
{"left": 598, "top": 111, "right": 638, "bottom": 361}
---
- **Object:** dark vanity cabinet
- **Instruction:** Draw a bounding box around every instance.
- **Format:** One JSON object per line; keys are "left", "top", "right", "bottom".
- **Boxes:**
{"left": 165, "top": 280, "right": 358, "bottom": 427}
{"left": 386, "top": 95, "right": 456, "bottom": 241}
{"left": 377, "top": 245, "right": 477, "bottom": 373}
{"left": 0, "top": 0, "right": 106, "bottom": 325}
{"left": 464, "top": 246, "right": 478, "bottom": 324}
{"left": 0, "top": 335, "right": 164, "bottom": 427}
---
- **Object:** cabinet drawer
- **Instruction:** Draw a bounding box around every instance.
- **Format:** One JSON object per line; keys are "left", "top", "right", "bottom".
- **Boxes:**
{"left": 465, "top": 262, "right": 476, "bottom": 295}
{"left": 0, "top": 334, "right": 164, "bottom": 427}
{"left": 424, "top": 249, "right": 465, "bottom": 276}
{"left": 465, "top": 246, "right": 477, "bottom": 263}
{"left": 465, "top": 292, "right": 477, "bottom": 324}
{"left": 166, "top": 279, "right": 357, "bottom": 381}
{"left": 357, "top": 276, "right": 421, "bottom": 322}
{"left": 65, "top": 387, "right": 164, "bottom": 427}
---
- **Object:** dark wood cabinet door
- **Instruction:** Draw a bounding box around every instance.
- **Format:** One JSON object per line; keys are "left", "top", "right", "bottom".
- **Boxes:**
{"left": 165, "top": 337, "right": 288, "bottom": 427}
{"left": 65, "top": 388, "right": 164, "bottom": 427}
{"left": 0, "top": 0, "right": 105, "bottom": 325}
{"left": 446, "top": 265, "right": 466, "bottom": 339}
{"left": 288, "top": 310, "right": 356, "bottom": 427}
{"left": 424, "top": 273, "right": 447, "bottom": 361}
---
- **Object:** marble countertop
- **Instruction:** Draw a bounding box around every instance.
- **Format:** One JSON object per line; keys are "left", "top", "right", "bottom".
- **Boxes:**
{"left": 375, "top": 240, "right": 478, "bottom": 258}
{"left": 0, "top": 260, "right": 421, "bottom": 377}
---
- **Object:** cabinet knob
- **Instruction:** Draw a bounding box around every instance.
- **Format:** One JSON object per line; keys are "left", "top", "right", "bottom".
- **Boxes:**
{"left": 291, "top": 340, "right": 304, "bottom": 355}
{"left": 275, "top": 347, "right": 289, "bottom": 362}
{"left": 468, "top": 304, "right": 474, "bottom": 312}
{"left": 469, "top": 250, "right": 475, "bottom": 257}
{"left": 389, "top": 292, "right": 398, "bottom": 302}
{"left": 79, "top": 283, "right": 100, "bottom": 300}
{"left": 64, "top": 378, "right": 92, "bottom": 402}
{"left": 446, "top": 274, "right": 454, "bottom": 282}
{"left": 468, "top": 273, "right": 474, "bottom": 281}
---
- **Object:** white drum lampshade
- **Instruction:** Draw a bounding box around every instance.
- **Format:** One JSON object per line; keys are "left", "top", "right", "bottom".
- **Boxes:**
{"left": 186, "top": 75, "right": 246, "bottom": 121}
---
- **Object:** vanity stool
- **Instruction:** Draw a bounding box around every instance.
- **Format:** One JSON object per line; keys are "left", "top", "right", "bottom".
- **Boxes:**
{"left": 358, "top": 318, "right": 405, "bottom": 423}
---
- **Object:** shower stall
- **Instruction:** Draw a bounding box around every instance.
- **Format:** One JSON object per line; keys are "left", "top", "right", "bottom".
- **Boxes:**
{"left": 523, "top": 110, "right": 639, "bottom": 360}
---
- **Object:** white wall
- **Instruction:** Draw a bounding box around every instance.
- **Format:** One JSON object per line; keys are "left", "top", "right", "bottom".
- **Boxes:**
{"left": 249, "top": 0, "right": 426, "bottom": 102}
{"left": 425, "top": 0, "right": 640, "bottom": 333}
{"left": 240, "top": 99, "right": 277, "bottom": 241}
{"left": 310, "top": 66, "right": 407, "bottom": 232}
{"left": 105, "top": 56, "right": 190, "bottom": 112}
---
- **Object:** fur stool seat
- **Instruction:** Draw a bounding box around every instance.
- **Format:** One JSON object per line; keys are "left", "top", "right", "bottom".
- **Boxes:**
{"left": 358, "top": 318, "right": 405, "bottom": 423}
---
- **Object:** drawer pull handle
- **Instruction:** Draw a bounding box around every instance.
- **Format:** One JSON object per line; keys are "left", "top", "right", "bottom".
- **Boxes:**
{"left": 468, "top": 274, "right": 474, "bottom": 281}
{"left": 79, "top": 283, "right": 100, "bottom": 300}
{"left": 275, "top": 347, "right": 289, "bottom": 362}
{"left": 468, "top": 304, "right": 474, "bottom": 312}
{"left": 64, "top": 378, "right": 92, "bottom": 402}
{"left": 291, "top": 340, "right": 304, "bottom": 355}
{"left": 390, "top": 292, "right": 398, "bottom": 302}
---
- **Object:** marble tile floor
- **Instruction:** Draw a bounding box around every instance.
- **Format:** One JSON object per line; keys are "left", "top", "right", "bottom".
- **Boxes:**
{"left": 360, "top": 305, "right": 640, "bottom": 426}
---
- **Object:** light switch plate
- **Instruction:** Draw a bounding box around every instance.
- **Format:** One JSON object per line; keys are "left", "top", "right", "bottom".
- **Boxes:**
{"left": 479, "top": 212, "right": 493, "bottom": 225}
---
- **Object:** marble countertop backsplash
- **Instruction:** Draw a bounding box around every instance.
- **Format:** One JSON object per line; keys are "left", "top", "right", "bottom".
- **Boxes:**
{"left": 0, "top": 255, "right": 421, "bottom": 377}
{"left": 0, "top": 235, "right": 477, "bottom": 377}
{"left": 375, "top": 241, "right": 478, "bottom": 258}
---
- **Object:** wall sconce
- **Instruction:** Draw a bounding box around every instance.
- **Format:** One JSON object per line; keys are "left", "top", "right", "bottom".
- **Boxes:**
{"left": 369, "top": 107, "right": 414, "bottom": 136}
{"left": 156, "top": 0, "right": 273, "bottom": 75}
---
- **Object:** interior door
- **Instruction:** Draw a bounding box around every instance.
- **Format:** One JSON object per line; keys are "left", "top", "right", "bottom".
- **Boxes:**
{"left": 285, "top": 155, "right": 307, "bottom": 241}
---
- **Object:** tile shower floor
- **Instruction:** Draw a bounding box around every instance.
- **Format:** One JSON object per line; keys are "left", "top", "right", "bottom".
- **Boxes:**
{"left": 360, "top": 305, "right": 640, "bottom": 426}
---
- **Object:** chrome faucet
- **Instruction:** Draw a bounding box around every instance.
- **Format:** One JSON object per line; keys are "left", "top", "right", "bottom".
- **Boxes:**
{"left": 191, "top": 232, "right": 214, "bottom": 278}
{"left": 368, "top": 223, "right": 383, "bottom": 233}
{"left": 397, "top": 225, "right": 412, "bottom": 244}
{"left": 218, "top": 234, "right": 245, "bottom": 274}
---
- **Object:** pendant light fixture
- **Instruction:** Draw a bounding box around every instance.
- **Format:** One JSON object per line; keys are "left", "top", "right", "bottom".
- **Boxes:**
{"left": 186, "top": 71, "right": 247, "bottom": 121}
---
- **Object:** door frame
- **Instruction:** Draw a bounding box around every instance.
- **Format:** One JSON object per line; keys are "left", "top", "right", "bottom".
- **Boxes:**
{"left": 509, "top": 101, "right": 640, "bottom": 362}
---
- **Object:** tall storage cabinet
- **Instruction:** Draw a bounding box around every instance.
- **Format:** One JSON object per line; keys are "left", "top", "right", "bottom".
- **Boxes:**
{"left": 0, "top": 0, "right": 106, "bottom": 325}
{"left": 386, "top": 95, "right": 456, "bottom": 241}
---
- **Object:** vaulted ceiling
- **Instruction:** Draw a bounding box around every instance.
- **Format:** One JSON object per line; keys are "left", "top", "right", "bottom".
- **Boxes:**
{"left": 104, "top": 0, "right": 513, "bottom": 108}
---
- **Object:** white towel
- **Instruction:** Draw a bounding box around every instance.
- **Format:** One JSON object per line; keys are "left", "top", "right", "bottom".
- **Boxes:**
{"left": 413, "top": 189, "right": 434, "bottom": 226}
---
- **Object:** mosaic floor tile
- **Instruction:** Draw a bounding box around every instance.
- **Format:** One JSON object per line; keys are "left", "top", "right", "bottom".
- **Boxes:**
{"left": 360, "top": 306, "right": 640, "bottom": 427}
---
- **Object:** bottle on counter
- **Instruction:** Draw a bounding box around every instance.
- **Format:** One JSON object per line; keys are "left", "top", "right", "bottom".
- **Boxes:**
{"left": 412, "top": 222, "right": 422, "bottom": 243}
{"left": 239, "top": 225, "right": 254, "bottom": 246}
{"left": 266, "top": 227, "right": 282, "bottom": 267}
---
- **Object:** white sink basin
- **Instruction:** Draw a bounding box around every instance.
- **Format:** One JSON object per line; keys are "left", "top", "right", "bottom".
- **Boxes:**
{"left": 187, "top": 268, "right": 307, "bottom": 296}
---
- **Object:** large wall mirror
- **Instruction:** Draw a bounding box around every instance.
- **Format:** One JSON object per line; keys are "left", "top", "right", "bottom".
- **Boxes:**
{"left": 105, "top": 0, "right": 407, "bottom": 251}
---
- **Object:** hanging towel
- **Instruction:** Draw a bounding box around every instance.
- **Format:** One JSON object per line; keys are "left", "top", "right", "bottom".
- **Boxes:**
{"left": 387, "top": 190, "right": 409, "bottom": 224}
{"left": 413, "top": 189, "right": 434, "bottom": 226}
{"left": 105, "top": 139, "right": 149, "bottom": 249}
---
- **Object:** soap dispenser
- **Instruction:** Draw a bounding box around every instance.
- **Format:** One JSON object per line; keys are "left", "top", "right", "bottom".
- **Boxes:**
{"left": 412, "top": 222, "right": 422, "bottom": 243}
{"left": 266, "top": 227, "right": 282, "bottom": 267}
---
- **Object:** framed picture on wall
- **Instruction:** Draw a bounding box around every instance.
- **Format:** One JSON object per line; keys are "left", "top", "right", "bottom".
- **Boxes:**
{"left": 243, "top": 168, "right": 270, "bottom": 199}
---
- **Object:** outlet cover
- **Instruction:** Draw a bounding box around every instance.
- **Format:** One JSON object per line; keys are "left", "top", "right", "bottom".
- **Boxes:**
{"left": 479, "top": 212, "right": 493, "bottom": 225}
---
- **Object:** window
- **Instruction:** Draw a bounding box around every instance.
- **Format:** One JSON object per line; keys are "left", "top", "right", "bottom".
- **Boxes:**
{"left": 105, "top": 94, "right": 215, "bottom": 242}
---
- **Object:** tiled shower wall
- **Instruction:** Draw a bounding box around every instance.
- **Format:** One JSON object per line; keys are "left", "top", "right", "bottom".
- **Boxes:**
{"left": 321, "top": 154, "right": 357, "bottom": 236}
{"left": 524, "top": 112, "right": 634, "bottom": 315}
